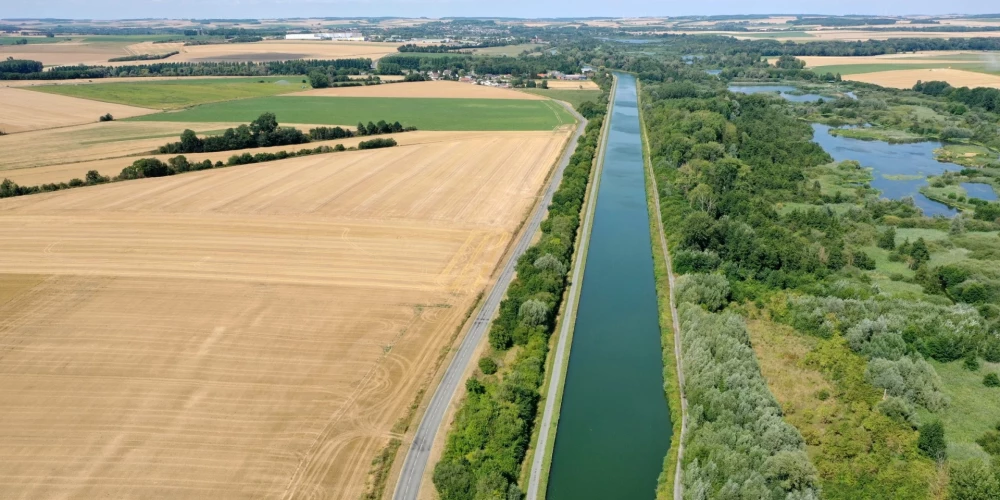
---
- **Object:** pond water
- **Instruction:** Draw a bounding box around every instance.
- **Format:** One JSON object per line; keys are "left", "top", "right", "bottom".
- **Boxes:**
{"left": 546, "top": 73, "right": 670, "bottom": 500}
{"left": 962, "top": 182, "right": 999, "bottom": 201}
{"left": 728, "top": 84, "right": 826, "bottom": 103}
{"left": 811, "top": 124, "right": 960, "bottom": 217}
{"left": 706, "top": 69, "right": 722, "bottom": 76}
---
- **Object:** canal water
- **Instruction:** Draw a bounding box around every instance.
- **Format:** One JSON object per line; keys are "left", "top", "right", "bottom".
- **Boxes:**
{"left": 546, "top": 73, "right": 670, "bottom": 499}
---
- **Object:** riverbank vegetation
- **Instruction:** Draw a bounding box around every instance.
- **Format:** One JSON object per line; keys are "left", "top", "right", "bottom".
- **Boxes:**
{"left": 632, "top": 42, "right": 1000, "bottom": 495}
{"left": 432, "top": 84, "right": 609, "bottom": 500}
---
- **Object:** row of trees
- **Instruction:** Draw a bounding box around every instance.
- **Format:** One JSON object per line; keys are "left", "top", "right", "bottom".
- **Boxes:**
{"left": 157, "top": 113, "right": 412, "bottom": 155}
{"left": 0, "top": 58, "right": 372, "bottom": 80}
{"left": 2, "top": 133, "right": 401, "bottom": 200}
{"left": 433, "top": 84, "right": 609, "bottom": 500}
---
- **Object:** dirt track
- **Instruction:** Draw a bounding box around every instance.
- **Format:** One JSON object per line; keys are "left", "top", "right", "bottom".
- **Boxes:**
{"left": 0, "top": 130, "right": 569, "bottom": 499}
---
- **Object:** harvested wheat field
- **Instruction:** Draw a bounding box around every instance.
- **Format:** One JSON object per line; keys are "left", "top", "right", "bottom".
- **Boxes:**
{"left": 0, "top": 121, "right": 245, "bottom": 173}
{"left": 0, "top": 130, "right": 520, "bottom": 186}
{"left": 289, "top": 80, "right": 544, "bottom": 99}
{"left": 536, "top": 80, "right": 600, "bottom": 90}
{"left": 0, "top": 41, "right": 129, "bottom": 66}
{"left": 0, "top": 87, "right": 154, "bottom": 134}
{"left": 795, "top": 55, "right": 982, "bottom": 67}
{"left": 846, "top": 68, "right": 1000, "bottom": 89}
{"left": 0, "top": 129, "right": 570, "bottom": 500}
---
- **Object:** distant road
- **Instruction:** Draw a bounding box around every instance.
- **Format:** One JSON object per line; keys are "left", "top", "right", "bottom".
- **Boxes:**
{"left": 391, "top": 101, "right": 588, "bottom": 500}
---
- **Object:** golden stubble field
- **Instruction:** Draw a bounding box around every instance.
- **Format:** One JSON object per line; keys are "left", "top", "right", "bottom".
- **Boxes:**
{"left": 0, "top": 87, "right": 155, "bottom": 134}
{"left": 0, "top": 129, "right": 519, "bottom": 186}
{"left": 1, "top": 40, "right": 402, "bottom": 67}
{"left": 0, "top": 129, "right": 570, "bottom": 499}
{"left": 846, "top": 68, "right": 1000, "bottom": 89}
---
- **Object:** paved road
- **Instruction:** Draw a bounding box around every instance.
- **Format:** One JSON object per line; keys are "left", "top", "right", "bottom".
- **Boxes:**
{"left": 391, "top": 101, "right": 588, "bottom": 500}
{"left": 525, "top": 77, "right": 616, "bottom": 500}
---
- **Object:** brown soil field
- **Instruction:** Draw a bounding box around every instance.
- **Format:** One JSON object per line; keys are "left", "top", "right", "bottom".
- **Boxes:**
{"left": 0, "top": 129, "right": 570, "bottom": 499}
{"left": 0, "top": 87, "right": 154, "bottom": 134}
{"left": 845, "top": 68, "right": 1000, "bottom": 89}
{"left": 288, "top": 80, "right": 544, "bottom": 99}
{"left": 1, "top": 130, "right": 522, "bottom": 186}
{"left": 536, "top": 80, "right": 600, "bottom": 90}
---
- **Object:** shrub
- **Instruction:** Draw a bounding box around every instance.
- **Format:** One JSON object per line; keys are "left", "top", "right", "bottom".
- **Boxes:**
{"left": 876, "top": 396, "right": 920, "bottom": 428}
{"left": 976, "top": 429, "right": 1000, "bottom": 455}
{"left": 478, "top": 357, "right": 497, "bottom": 375}
{"left": 358, "top": 137, "right": 397, "bottom": 150}
{"left": 917, "top": 421, "right": 947, "bottom": 461}
{"left": 965, "top": 355, "right": 981, "bottom": 371}
{"left": 985, "top": 373, "right": 1000, "bottom": 387}
{"left": 877, "top": 226, "right": 896, "bottom": 250}
{"left": 866, "top": 356, "right": 949, "bottom": 411}
{"left": 949, "top": 459, "right": 1000, "bottom": 499}
{"left": 676, "top": 273, "right": 730, "bottom": 312}
{"left": 98, "top": 113, "right": 114, "bottom": 122}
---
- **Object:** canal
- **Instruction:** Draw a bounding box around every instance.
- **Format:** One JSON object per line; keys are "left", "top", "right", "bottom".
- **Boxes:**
{"left": 546, "top": 73, "right": 671, "bottom": 499}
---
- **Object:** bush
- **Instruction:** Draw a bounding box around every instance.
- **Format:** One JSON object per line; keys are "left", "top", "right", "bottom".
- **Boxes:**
{"left": 308, "top": 70, "right": 330, "bottom": 88}
{"left": 357, "top": 137, "right": 397, "bottom": 150}
{"left": 949, "top": 459, "right": 1000, "bottom": 499}
{"left": 876, "top": 396, "right": 920, "bottom": 428}
{"left": 676, "top": 273, "right": 730, "bottom": 312}
{"left": 985, "top": 373, "right": 1000, "bottom": 387}
{"left": 976, "top": 428, "right": 1000, "bottom": 455}
{"left": 865, "top": 356, "right": 949, "bottom": 411}
{"left": 98, "top": 113, "right": 114, "bottom": 122}
{"left": 917, "top": 421, "right": 947, "bottom": 461}
{"left": 478, "top": 357, "right": 497, "bottom": 375}
{"left": 965, "top": 355, "right": 981, "bottom": 371}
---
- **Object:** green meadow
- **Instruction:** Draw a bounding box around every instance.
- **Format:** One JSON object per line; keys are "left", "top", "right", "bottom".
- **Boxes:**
{"left": 519, "top": 88, "right": 602, "bottom": 108}
{"left": 30, "top": 77, "right": 309, "bottom": 109}
{"left": 129, "top": 96, "right": 576, "bottom": 130}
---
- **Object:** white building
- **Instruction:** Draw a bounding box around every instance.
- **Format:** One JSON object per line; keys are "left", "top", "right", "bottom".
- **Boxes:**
{"left": 285, "top": 33, "right": 364, "bottom": 41}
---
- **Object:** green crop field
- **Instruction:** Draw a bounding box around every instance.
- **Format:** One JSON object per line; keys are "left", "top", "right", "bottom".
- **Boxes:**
{"left": 519, "top": 89, "right": 601, "bottom": 108}
{"left": 0, "top": 36, "right": 72, "bottom": 45}
{"left": 471, "top": 43, "right": 544, "bottom": 56}
{"left": 30, "top": 77, "right": 310, "bottom": 109}
{"left": 129, "top": 96, "right": 576, "bottom": 130}
{"left": 738, "top": 31, "right": 814, "bottom": 38}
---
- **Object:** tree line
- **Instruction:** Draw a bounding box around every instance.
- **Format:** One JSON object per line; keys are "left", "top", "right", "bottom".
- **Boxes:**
{"left": 433, "top": 82, "right": 609, "bottom": 500}
{"left": 156, "top": 113, "right": 413, "bottom": 155}
{"left": 0, "top": 58, "right": 372, "bottom": 80}
{"left": 0, "top": 136, "right": 401, "bottom": 200}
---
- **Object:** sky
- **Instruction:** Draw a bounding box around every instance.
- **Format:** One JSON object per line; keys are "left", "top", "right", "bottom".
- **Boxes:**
{"left": 1, "top": 0, "right": 998, "bottom": 21}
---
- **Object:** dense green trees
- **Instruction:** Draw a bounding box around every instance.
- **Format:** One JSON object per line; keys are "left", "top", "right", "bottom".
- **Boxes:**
{"left": 434, "top": 90, "right": 607, "bottom": 499}
{"left": 678, "top": 303, "right": 818, "bottom": 499}
{"left": 0, "top": 58, "right": 372, "bottom": 80}
{"left": 157, "top": 114, "right": 412, "bottom": 155}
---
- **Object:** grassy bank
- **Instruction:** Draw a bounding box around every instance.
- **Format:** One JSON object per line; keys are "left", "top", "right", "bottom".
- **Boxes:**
{"left": 637, "top": 79, "right": 684, "bottom": 500}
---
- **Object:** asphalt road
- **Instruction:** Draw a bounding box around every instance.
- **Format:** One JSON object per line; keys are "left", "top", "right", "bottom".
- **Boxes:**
{"left": 391, "top": 101, "right": 588, "bottom": 500}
